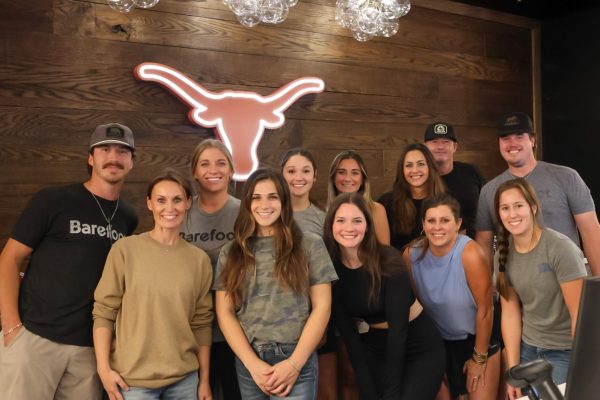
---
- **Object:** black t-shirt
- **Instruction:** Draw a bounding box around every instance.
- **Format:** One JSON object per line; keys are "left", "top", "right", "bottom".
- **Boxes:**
{"left": 13, "top": 183, "right": 137, "bottom": 346}
{"left": 442, "top": 161, "right": 486, "bottom": 238}
{"left": 378, "top": 192, "right": 423, "bottom": 251}
{"left": 332, "top": 251, "right": 415, "bottom": 399}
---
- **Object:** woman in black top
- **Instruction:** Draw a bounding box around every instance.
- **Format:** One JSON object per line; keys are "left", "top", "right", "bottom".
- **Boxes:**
{"left": 323, "top": 192, "right": 444, "bottom": 399}
{"left": 378, "top": 143, "right": 445, "bottom": 251}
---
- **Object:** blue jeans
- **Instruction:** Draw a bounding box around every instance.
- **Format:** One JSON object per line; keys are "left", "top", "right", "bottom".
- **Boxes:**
{"left": 520, "top": 341, "right": 571, "bottom": 384}
{"left": 235, "top": 342, "right": 318, "bottom": 400}
{"left": 121, "top": 371, "right": 199, "bottom": 400}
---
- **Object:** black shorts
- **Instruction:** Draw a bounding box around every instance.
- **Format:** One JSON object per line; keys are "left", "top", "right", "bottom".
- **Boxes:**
{"left": 444, "top": 333, "right": 501, "bottom": 397}
{"left": 493, "top": 294, "right": 504, "bottom": 348}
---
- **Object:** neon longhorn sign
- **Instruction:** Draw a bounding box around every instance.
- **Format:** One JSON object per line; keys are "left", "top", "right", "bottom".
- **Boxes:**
{"left": 134, "top": 63, "right": 325, "bottom": 181}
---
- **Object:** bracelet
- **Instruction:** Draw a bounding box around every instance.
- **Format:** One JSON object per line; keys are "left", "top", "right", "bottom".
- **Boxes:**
{"left": 3, "top": 322, "right": 23, "bottom": 337}
{"left": 471, "top": 355, "right": 487, "bottom": 365}
{"left": 287, "top": 358, "right": 301, "bottom": 373}
{"left": 473, "top": 348, "right": 488, "bottom": 358}
{"left": 472, "top": 348, "right": 488, "bottom": 365}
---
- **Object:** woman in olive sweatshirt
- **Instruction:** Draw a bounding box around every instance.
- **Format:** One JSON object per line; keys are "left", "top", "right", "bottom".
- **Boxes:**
{"left": 93, "top": 169, "right": 213, "bottom": 400}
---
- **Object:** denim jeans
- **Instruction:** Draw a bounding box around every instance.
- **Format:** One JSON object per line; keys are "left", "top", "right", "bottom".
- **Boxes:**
{"left": 520, "top": 341, "right": 571, "bottom": 385}
{"left": 121, "top": 371, "right": 199, "bottom": 400}
{"left": 235, "top": 342, "right": 318, "bottom": 400}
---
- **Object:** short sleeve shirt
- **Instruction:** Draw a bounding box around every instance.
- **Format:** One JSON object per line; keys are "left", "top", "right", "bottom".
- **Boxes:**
{"left": 13, "top": 183, "right": 137, "bottom": 346}
{"left": 180, "top": 195, "right": 240, "bottom": 269}
{"left": 505, "top": 228, "right": 588, "bottom": 349}
{"left": 214, "top": 234, "right": 337, "bottom": 343}
{"left": 476, "top": 161, "right": 594, "bottom": 246}
{"left": 293, "top": 203, "right": 325, "bottom": 237}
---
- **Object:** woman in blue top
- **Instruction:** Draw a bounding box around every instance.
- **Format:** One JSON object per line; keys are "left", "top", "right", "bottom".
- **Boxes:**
{"left": 403, "top": 193, "right": 499, "bottom": 400}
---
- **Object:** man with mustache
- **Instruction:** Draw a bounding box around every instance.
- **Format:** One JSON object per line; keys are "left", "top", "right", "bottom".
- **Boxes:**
{"left": 0, "top": 123, "right": 138, "bottom": 399}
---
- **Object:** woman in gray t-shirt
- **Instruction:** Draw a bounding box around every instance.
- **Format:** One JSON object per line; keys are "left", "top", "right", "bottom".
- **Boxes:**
{"left": 181, "top": 139, "right": 242, "bottom": 400}
{"left": 280, "top": 148, "right": 325, "bottom": 236}
{"left": 280, "top": 148, "right": 336, "bottom": 399}
{"left": 495, "top": 178, "right": 587, "bottom": 397}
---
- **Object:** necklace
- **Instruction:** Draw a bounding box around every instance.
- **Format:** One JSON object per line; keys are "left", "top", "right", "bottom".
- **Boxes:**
{"left": 90, "top": 192, "right": 120, "bottom": 242}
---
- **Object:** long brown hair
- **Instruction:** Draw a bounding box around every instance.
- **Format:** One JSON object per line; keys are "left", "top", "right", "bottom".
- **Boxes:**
{"left": 279, "top": 147, "right": 323, "bottom": 210}
{"left": 323, "top": 192, "right": 404, "bottom": 306}
{"left": 327, "top": 150, "right": 374, "bottom": 208}
{"left": 414, "top": 192, "right": 461, "bottom": 261}
{"left": 494, "top": 178, "right": 541, "bottom": 299}
{"left": 391, "top": 143, "right": 445, "bottom": 235}
{"left": 220, "top": 168, "right": 307, "bottom": 308}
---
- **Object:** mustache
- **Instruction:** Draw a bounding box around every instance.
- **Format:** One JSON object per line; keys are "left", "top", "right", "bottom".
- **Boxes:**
{"left": 103, "top": 161, "right": 125, "bottom": 170}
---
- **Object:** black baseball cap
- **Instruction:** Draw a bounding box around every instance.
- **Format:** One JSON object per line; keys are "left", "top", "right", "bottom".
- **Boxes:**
{"left": 497, "top": 112, "right": 533, "bottom": 137}
{"left": 424, "top": 122, "right": 457, "bottom": 142}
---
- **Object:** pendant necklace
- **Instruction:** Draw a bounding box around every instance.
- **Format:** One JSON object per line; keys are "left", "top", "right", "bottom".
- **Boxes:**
{"left": 90, "top": 192, "right": 120, "bottom": 242}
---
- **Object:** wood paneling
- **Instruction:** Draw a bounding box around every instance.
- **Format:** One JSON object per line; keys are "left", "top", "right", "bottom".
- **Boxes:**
{"left": 0, "top": 0, "right": 538, "bottom": 245}
{"left": 0, "top": 0, "right": 54, "bottom": 33}
{"left": 52, "top": 0, "right": 530, "bottom": 82}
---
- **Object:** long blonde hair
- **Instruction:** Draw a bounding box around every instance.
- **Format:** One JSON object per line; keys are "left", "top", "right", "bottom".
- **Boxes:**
{"left": 327, "top": 150, "right": 374, "bottom": 208}
{"left": 190, "top": 139, "right": 235, "bottom": 193}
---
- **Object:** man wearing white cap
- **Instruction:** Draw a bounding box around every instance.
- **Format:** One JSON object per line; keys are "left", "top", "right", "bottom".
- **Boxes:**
{"left": 0, "top": 123, "right": 138, "bottom": 399}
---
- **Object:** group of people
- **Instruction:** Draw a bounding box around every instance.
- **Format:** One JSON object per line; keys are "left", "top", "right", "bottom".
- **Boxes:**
{"left": 0, "top": 111, "right": 597, "bottom": 400}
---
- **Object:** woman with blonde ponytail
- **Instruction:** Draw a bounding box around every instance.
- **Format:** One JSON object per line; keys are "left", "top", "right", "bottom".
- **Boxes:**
{"left": 494, "top": 178, "right": 587, "bottom": 399}
{"left": 180, "top": 139, "right": 241, "bottom": 400}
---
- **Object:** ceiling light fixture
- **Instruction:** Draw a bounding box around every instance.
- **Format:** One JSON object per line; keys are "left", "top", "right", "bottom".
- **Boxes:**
{"left": 336, "top": 0, "right": 411, "bottom": 41}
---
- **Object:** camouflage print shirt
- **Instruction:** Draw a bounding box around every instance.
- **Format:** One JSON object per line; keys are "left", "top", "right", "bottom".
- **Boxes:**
{"left": 214, "top": 233, "right": 337, "bottom": 344}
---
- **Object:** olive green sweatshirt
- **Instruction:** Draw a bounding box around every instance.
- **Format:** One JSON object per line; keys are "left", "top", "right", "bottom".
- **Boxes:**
{"left": 93, "top": 233, "right": 213, "bottom": 389}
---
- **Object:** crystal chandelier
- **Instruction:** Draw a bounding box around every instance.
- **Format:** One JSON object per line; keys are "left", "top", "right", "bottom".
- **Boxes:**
{"left": 223, "top": 0, "right": 299, "bottom": 27}
{"left": 336, "top": 0, "right": 411, "bottom": 41}
{"left": 106, "top": 0, "right": 160, "bottom": 13}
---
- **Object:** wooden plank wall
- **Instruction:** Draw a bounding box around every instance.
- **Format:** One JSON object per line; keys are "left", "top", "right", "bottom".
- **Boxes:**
{"left": 0, "top": 0, "right": 538, "bottom": 245}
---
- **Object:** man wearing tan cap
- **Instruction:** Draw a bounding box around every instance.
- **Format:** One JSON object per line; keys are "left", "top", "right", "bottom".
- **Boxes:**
{"left": 0, "top": 123, "right": 138, "bottom": 399}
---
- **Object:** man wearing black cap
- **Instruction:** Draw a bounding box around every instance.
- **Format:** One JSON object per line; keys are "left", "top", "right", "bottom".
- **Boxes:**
{"left": 475, "top": 112, "right": 600, "bottom": 275}
{"left": 0, "top": 123, "right": 138, "bottom": 398}
{"left": 424, "top": 121, "right": 486, "bottom": 238}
